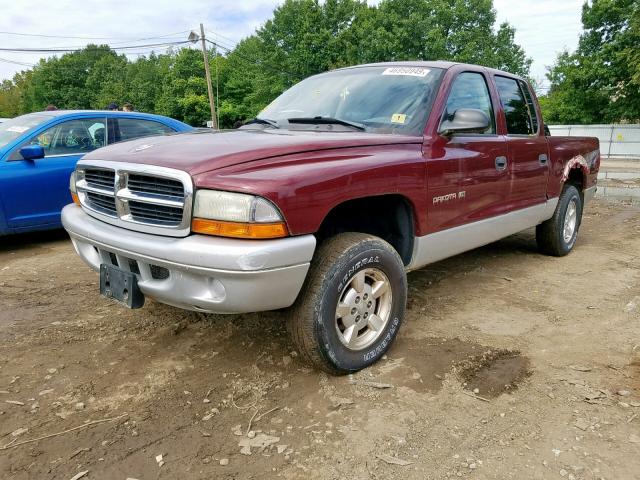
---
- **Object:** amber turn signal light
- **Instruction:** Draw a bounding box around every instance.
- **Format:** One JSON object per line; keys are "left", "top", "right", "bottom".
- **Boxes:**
{"left": 191, "top": 218, "right": 288, "bottom": 239}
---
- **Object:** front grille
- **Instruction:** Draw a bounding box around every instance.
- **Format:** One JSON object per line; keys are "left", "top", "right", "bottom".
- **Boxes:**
{"left": 76, "top": 162, "right": 192, "bottom": 237}
{"left": 128, "top": 174, "right": 184, "bottom": 198}
{"left": 129, "top": 201, "right": 183, "bottom": 225}
{"left": 86, "top": 191, "right": 117, "bottom": 216}
{"left": 84, "top": 169, "right": 115, "bottom": 190}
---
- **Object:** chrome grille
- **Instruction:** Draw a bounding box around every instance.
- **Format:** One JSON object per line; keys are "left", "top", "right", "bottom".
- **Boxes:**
{"left": 76, "top": 161, "right": 193, "bottom": 237}
{"left": 84, "top": 169, "right": 115, "bottom": 190}
{"left": 129, "top": 201, "right": 183, "bottom": 225}
{"left": 128, "top": 174, "right": 184, "bottom": 198}
{"left": 86, "top": 191, "right": 117, "bottom": 216}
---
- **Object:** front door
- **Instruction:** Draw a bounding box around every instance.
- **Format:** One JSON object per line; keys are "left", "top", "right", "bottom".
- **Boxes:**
{"left": 2, "top": 117, "right": 106, "bottom": 229}
{"left": 427, "top": 71, "right": 510, "bottom": 233}
{"left": 494, "top": 76, "right": 549, "bottom": 210}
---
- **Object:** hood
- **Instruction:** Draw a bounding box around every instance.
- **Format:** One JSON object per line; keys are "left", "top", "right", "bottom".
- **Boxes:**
{"left": 80, "top": 129, "right": 422, "bottom": 175}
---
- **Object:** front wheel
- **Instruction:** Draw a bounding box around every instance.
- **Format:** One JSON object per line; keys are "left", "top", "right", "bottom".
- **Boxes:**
{"left": 288, "top": 233, "right": 407, "bottom": 374}
{"left": 536, "top": 184, "right": 583, "bottom": 256}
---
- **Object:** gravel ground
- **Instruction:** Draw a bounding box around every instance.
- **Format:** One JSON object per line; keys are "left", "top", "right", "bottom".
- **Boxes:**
{"left": 0, "top": 197, "right": 639, "bottom": 480}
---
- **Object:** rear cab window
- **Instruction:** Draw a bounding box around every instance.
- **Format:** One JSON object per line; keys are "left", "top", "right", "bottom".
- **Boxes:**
{"left": 494, "top": 76, "right": 537, "bottom": 136}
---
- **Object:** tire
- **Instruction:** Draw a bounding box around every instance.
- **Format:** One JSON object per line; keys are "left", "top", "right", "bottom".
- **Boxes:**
{"left": 536, "top": 184, "right": 583, "bottom": 256}
{"left": 288, "top": 232, "right": 407, "bottom": 374}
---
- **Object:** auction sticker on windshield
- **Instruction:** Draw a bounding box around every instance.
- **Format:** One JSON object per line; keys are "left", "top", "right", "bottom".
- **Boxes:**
{"left": 382, "top": 67, "right": 430, "bottom": 77}
{"left": 6, "top": 126, "right": 29, "bottom": 133}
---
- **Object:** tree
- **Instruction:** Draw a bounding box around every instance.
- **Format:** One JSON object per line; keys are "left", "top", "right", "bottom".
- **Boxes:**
{"left": 21, "top": 45, "right": 121, "bottom": 111}
{"left": 0, "top": 77, "right": 26, "bottom": 117}
{"left": 358, "top": 0, "right": 531, "bottom": 76}
{"left": 541, "top": 0, "right": 640, "bottom": 124}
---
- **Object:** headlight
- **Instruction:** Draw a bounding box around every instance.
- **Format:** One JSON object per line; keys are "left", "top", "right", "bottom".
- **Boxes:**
{"left": 69, "top": 171, "right": 80, "bottom": 205}
{"left": 191, "top": 190, "right": 288, "bottom": 239}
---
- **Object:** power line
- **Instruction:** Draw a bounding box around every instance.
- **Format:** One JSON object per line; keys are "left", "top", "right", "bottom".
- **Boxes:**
{"left": 204, "top": 38, "right": 299, "bottom": 80}
{"left": 206, "top": 29, "right": 239, "bottom": 48}
{"left": 0, "top": 29, "right": 191, "bottom": 42}
{"left": 0, "top": 40, "right": 192, "bottom": 54}
{"left": 0, "top": 56, "right": 35, "bottom": 67}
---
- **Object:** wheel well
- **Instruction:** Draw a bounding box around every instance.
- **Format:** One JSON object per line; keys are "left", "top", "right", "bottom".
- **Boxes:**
{"left": 316, "top": 195, "right": 415, "bottom": 265}
{"left": 566, "top": 168, "right": 584, "bottom": 191}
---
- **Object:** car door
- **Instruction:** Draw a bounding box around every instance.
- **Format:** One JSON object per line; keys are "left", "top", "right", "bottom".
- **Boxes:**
{"left": 494, "top": 76, "right": 549, "bottom": 210}
{"left": 2, "top": 117, "right": 106, "bottom": 229}
{"left": 427, "top": 70, "right": 509, "bottom": 232}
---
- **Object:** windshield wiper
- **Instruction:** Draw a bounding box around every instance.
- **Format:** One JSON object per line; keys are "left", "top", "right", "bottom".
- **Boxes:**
{"left": 244, "top": 117, "right": 280, "bottom": 128}
{"left": 287, "top": 116, "right": 366, "bottom": 131}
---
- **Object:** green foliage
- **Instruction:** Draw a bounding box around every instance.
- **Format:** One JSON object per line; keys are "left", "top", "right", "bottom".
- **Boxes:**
{"left": 0, "top": 0, "right": 532, "bottom": 127}
{"left": 541, "top": 0, "right": 640, "bottom": 124}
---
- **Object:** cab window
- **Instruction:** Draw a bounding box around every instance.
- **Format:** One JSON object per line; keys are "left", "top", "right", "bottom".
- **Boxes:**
{"left": 519, "top": 80, "right": 539, "bottom": 134}
{"left": 442, "top": 72, "right": 495, "bottom": 134}
{"left": 495, "top": 76, "right": 535, "bottom": 135}
{"left": 10, "top": 118, "right": 106, "bottom": 160}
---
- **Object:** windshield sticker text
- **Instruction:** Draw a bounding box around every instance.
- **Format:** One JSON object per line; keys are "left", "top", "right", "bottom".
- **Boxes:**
{"left": 382, "top": 67, "right": 430, "bottom": 77}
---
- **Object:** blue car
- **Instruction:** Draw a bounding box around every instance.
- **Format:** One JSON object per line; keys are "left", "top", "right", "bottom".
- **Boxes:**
{"left": 0, "top": 110, "right": 192, "bottom": 235}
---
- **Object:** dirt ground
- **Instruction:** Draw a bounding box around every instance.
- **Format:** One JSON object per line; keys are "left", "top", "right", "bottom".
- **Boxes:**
{"left": 0, "top": 198, "right": 639, "bottom": 480}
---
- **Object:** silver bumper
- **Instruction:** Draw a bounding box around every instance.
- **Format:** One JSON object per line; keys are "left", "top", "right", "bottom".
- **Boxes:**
{"left": 62, "top": 204, "right": 316, "bottom": 314}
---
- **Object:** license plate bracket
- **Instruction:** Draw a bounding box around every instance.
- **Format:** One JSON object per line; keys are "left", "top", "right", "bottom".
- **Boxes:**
{"left": 100, "top": 263, "right": 145, "bottom": 309}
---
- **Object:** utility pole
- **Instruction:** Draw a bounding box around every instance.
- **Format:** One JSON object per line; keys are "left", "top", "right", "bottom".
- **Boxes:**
{"left": 199, "top": 23, "right": 217, "bottom": 129}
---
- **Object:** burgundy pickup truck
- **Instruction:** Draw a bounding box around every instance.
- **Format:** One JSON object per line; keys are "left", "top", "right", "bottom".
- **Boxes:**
{"left": 62, "top": 61, "right": 599, "bottom": 374}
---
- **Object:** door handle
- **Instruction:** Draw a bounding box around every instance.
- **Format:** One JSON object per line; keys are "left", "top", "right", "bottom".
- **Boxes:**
{"left": 539, "top": 153, "right": 548, "bottom": 165}
{"left": 495, "top": 156, "right": 507, "bottom": 171}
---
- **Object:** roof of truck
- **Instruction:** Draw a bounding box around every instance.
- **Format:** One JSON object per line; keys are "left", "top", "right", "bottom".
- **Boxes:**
{"left": 337, "top": 60, "right": 524, "bottom": 80}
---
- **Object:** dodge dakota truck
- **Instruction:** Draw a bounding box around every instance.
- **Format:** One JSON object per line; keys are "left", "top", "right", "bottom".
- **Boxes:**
{"left": 62, "top": 61, "right": 599, "bottom": 374}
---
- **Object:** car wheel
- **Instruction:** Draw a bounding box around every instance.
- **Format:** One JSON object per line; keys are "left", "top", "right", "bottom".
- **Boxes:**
{"left": 536, "top": 184, "right": 583, "bottom": 256}
{"left": 288, "top": 232, "right": 407, "bottom": 374}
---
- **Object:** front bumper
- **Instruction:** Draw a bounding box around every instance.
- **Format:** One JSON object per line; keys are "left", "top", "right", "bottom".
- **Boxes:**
{"left": 62, "top": 204, "right": 316, "bottom": 314}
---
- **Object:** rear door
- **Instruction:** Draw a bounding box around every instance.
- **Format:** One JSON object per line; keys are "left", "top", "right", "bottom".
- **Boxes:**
{"left": 3, "top": 117, "right": 106, "bottom": 228}
{"left": 428, "top": 70, "right": 509, "bottom": 231}
{"left": 494, "top": 76, "right": 549, "bottom": 209}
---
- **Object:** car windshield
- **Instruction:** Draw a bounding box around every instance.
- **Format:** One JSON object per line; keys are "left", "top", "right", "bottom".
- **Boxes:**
{"left": 0, "top": 113, "right": 52, "bottom": 149}
{"left": 256, "top": 66, "right": 444, "bottom": 135}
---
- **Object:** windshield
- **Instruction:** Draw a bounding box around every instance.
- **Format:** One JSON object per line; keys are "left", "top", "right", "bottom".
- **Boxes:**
{"left": 257, "top": 66, "right": 444, "bottom": 135}
{"left": 0, "top": 113, "right": 52, "bottom": 149}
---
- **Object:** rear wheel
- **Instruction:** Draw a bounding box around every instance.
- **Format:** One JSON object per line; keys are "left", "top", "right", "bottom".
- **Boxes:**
{"left": 288, "top": 233, "right": 407, "bottom": 374}
{"left": 536, "top": 184, "right": 583, "bottom": 256}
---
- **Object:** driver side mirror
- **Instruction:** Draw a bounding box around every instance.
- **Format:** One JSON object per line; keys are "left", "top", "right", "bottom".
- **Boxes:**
{"left": 20, "top": 144, "right": 45, "bottom": 161}
{"left": 439, "top": 108, "right": 490, "bottom": 136}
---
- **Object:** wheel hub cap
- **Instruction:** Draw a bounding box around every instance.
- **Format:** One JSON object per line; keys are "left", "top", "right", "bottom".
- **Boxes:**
{"left": 335, "top": 268, "right": 392, "bottom": 351}
{"left": 563, "top": 199, "right": 577, "bottom": 243}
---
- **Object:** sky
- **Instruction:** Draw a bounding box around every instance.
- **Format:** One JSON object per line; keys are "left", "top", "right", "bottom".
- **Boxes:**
{"left": 0, "top": 0, "right": 585, "bottom": 87}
